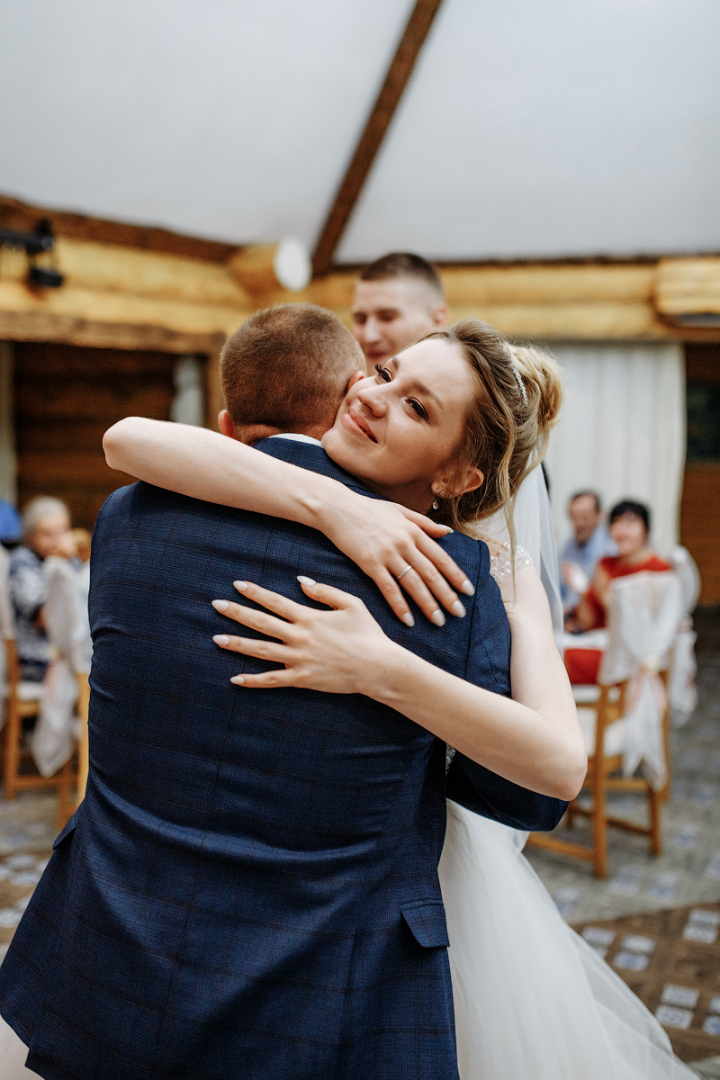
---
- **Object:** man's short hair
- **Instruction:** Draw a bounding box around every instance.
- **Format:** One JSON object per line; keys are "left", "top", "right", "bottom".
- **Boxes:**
{"left": 569, "top": 490, "right": 602, "bottom": 513}
{"left": 360, "top": 253, "right": 445, "bottom": 301}
{"left": 221, "top": 303, "right": 361, "bottom": 431}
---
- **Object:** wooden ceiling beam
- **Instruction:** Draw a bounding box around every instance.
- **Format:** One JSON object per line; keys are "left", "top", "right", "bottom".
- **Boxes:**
{"left": 312, "top": 0, "right": 445, "bottom": 276}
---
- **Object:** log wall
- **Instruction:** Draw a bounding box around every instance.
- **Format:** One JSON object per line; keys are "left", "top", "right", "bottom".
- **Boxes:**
{"left": 680, "top": 344, "right": 720, "bottom": 606}
{"left": 14, "top": 342, "right": 179, "bottom": 529}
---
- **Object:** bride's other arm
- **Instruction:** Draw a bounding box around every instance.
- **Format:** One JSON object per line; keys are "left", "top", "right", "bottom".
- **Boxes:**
{"left": 103, "top": 417, "right": 470, "bottom": 626}
{"left": 495, "top": 555, "right": 583, "bottom": 773}
{"left": 211, "top": 572, "right": 587, "bottom": 803}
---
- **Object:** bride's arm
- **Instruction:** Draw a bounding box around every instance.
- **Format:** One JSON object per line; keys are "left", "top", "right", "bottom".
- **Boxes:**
{"left": 103, "top": 417, "right": 472, "bottom": 626}
{"left": 210, "top": 575, "right": 587, "bottom": 802}
{"left": 496, "top": 561, "right": 581, "bottom": 761}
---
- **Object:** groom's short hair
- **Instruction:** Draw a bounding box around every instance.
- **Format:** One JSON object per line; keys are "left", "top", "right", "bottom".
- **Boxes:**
{"left": 221, "top": 303, "right": 362, "bottom": 431}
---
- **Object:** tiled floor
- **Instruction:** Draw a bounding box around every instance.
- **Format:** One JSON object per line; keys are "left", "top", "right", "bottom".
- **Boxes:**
{"left": 573, "top": 902, "right": 720, "bottom": 1063}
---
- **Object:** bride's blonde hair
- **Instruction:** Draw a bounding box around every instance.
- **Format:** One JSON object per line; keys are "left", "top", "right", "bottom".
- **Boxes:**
{"left": 425, "top": 319, "right": 562, "bottom": 546}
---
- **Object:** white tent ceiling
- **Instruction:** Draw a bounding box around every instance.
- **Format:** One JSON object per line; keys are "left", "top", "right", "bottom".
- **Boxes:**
{"left": 1, "top": 0, "right": 718, "bottom": 262}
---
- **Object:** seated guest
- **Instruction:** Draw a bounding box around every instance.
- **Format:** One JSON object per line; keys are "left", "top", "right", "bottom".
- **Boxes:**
{"left": 8, "top": 496, "right": 72, "bottom": 683}
{"left": 565, "top": 499, "right": 672, "bottom": 684}
{"left": 560, "top": 491, "right": 616, "bottom": 613}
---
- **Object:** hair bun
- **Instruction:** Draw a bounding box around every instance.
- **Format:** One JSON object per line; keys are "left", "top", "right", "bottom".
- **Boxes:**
{"left": 508, "top": 343, "right": 563, "bottom": 439}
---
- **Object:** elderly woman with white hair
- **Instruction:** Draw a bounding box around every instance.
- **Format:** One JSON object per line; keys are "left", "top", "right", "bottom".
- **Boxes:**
{"left": 8, "top": 496, "right": 72, "bottom": 683}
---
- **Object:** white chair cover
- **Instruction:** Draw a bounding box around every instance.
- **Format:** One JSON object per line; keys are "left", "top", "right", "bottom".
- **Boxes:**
{"left": 599, "top": 571, "right": 683, "bottom": 790}
{"left": 0, "top": 546, "right": 11, "bottom": 716}
{"left": 667, "top": 546, "right": 700, "bottom": 727}
{"left": 33, "top": 558, "right": 92, "bottom": 778}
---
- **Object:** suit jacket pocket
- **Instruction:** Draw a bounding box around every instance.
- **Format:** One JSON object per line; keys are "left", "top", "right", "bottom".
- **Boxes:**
{"left": 401, "top": 900, "right": 450, "bottom": 948}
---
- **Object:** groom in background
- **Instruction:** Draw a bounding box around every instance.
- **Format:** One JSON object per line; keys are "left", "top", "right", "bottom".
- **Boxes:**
{"left": 351, "top": 251, "right": 449, "bottom": 368}
{"left": 0, "top": 302, "right": 566, "bottom": 1080}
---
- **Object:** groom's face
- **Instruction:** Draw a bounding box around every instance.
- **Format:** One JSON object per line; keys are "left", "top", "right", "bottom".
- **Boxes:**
{"left": 351, "top": 279, "right": 447, "bottom": 368}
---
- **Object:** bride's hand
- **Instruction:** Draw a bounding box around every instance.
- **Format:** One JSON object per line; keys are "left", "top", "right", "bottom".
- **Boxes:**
{"left": 211, "top": 579, "right": 400, "bottom": 694}
{"left": 316, "top": 489, "right": 473, "bottom": 628}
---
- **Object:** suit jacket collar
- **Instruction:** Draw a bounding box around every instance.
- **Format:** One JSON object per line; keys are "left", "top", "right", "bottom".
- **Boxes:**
{"left": 253, "top": 437, "right": 386, "bottom": 502}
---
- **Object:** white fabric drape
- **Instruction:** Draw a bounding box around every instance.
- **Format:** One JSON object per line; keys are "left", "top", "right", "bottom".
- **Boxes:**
{"left": 599, "top": 571, "right": 684, "bottom": 790}
{"left": 32, "top": 557, "right": 92, "bottom": 777}
{"left": 545, "top": 344, "right": 685, "bottom": 558}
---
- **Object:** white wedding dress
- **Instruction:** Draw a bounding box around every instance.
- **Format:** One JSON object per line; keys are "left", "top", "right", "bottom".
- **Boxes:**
{"left": 438, "top": 484, "right": 695, "bottom": 1079}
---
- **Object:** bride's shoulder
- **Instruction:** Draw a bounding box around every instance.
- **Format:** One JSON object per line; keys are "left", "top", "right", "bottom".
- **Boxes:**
{"left": 483, "top": 540, "right": 534, "bottom": 585}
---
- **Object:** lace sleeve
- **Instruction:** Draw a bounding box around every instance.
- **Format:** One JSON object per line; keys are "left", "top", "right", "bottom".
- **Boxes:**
{"left": 489, "top": 543, "right": 533, "bottom": 585}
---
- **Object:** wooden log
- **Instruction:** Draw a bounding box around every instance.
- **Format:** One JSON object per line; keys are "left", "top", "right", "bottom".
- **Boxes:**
{"left": 0, "top": 309, "right": 227, "bottom": 354}
{"left": 446, "top": 301, "right": 665, "bottom": 340}
{"left": 654, "top": 257, "right": 720, "bottom": 317}
{"left": 0, "top": 281, "right": 248, "bottom": 337}
{"left": 227, "top": 239, "right": 312, "bottom": 298}
{"left": 17, "top": 453, "right": 135, "bottom": 486}
{"left": 0, "top": 193, "right": 238, "bottom": 263}
{"left": 15, "top": 383, "right": 173, "bottom": 422}
{"left": 1, "top": 239, "right": 250, "bottom": 307}
{"left": 440, "top": 264, "right": 656, "bottom": 305}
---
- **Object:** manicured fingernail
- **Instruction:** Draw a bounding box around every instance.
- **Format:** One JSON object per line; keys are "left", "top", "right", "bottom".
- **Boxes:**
{"left": 213, "top": 634, "right": 229, "bottom": 646}
{"left": 233, "top": 581, "right": 248, "bottom": 591}
{"left": 230, "top": 675, "right": 245, "bottom": 685}
{"left": 432, "top": 609, "right": 446, "bottom": 627}
{"left": 460, "top": 579, "right": 475, "bottom": 596}
{"left": 443, "top": 527, "right": 454, "bottom": 534}
{"left": 297, "top": 576, "right": 316, "bottom": 587}
{"left": 451, "top": 600, "right": 466, "bottom": 618}
{"left": 402, "top": 612, "right": 415, "bottom": 628}
{"left": 212, "top": 599, "right": 229, "bottom": 611}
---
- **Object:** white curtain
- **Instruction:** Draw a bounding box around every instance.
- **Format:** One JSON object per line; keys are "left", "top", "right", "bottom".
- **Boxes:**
{"left": 171, "top": 355, "right": 205, "bottom": 426}
{"left": 545, "top": 344, "right": 685, "bottom": 558}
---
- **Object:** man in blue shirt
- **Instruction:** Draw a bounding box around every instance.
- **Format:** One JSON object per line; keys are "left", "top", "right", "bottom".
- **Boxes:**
{"left": 560, "top": 491, "right": 616, "bottom": 612}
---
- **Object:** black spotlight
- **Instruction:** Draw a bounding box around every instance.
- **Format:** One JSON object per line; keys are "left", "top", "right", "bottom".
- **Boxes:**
{"left": 27, "top": 265, "right": 65, "bottom": 288}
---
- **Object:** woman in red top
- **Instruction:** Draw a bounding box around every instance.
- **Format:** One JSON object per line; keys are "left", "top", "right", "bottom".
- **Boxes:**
{"left": 565, "top": 500, "right": 672, "bottom": 684}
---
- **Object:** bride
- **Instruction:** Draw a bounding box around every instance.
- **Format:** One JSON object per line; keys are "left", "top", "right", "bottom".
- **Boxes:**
{"left": 104, "top": 318, "right": 694, "bottom": 1079}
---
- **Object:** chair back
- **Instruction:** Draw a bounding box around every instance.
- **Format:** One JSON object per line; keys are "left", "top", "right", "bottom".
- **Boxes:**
{"left": 600, "top": 571, "right": 683, "bottom": 790}
{"left": 44, "top": 557, "right": 91, "bottom": 674}
{"left": 599, "top": 571, "right": 683, "bottom": 686}
{"left": 669, "top": 545, "right": 701, "bottom": 617}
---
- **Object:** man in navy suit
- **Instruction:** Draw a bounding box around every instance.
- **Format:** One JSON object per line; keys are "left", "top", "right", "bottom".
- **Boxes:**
{"left": 0, "top": 304, "right": 566, "bottom": 1080}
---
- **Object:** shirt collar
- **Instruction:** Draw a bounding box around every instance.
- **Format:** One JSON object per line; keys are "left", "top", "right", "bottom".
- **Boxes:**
{"left": 267, "top": 433, "right": 323, "bottom": 446}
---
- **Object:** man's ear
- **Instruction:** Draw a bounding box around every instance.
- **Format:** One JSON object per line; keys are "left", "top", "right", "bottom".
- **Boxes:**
{"left": 430, "top": 303, "right": 450, "bottom": 329}
{"left": 218, "top": 409, "right": 238, "bottom": 440}
{"left": 346, "top": 369, "right": 368, "bottom": 391}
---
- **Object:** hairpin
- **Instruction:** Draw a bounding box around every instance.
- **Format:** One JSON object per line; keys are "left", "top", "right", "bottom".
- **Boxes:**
{"left": 512, "top": 363, "right": 528, "bottom": 406}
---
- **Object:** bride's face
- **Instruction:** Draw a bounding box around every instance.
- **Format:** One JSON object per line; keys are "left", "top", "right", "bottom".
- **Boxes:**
{"left": 322, "top": 337, "right": 481, "bottom": 512}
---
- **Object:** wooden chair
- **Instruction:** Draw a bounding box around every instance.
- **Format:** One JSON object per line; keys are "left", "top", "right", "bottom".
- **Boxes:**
{"left": 527, "top": 571, "right": 681, "bottom": 878}
{"left": 3, "top": 637, "right": 75, "bottom": 816}
{"left": 1, "top": 552, "right": 77, "bottom": 825}
{"left": 527, "top": 673, "right": 670, "bottom": 878}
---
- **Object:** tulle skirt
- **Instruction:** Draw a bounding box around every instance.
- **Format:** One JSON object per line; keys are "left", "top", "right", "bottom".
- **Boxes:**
{"left": 438, "top": 801, "right": 696, "bottom": 1080}
{"left": 0, "top": 1015, "right": 41, "bottom": 1079}
{"left": 0, "top": 808, "right": 697, "bottom": 1079}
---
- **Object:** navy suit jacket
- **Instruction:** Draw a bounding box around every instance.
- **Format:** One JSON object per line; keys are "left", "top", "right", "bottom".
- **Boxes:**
{"left": 0, "top": 440, "right": 565, "bottom": 1080}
